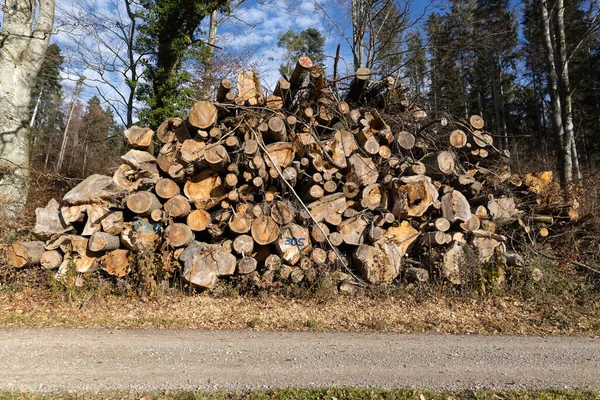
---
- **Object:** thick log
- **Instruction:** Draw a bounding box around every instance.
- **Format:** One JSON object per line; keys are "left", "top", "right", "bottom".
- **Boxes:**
{"left": 441, "top": 190, "right": 472, "bottom": 223}
{"left": 460, "top": 214, "right": 481, "bottom": 232}
{"left": 469, "top": 115, "right": 485, "bottom": 130}
{"left": 268, "top": 116, "right": 287, "bottom": 141}
{"left": 271, "top": 200, "right": 296, "bottom": 225}
{"left": 238, "top": 257, "right": 258, "bottom": 274}
{"left": 124, "top": 126, "right": 154, "bottom": 151}
{"left": 229, "top": 211, "right": 254, "bottom": 234}
{"left": 347, "top": 67, "right": 371, "bottom": 102}
{"left": 251, "top": 216, "right": 280, "bottom": 245}
{"left": 63, "top": 174, "right": 123, "bottom": 205}
{"left": 88, "top": 232, "right": 121, "bottom": 253}
{"left": 165, "top": 223, "right": 194, "bottom": 248}
{"left": 361, "top": 183, "right": 387, "bottom": 210}
{"left": 307, "top": 193, "right": 347, "bottom": 226}
{"left": 157, "top": 117, "right": 190, "bottom": 144}
{"left": 289, "top": 56, "right": 313, "bottom": 93}
{"left": 274, "top": 78, "right": 291, "bottom": 99}
{"left": 180, "top": 138, "right": 206, "bottom": 164}
{"left": 443, "top": 241, "right": 465, "bottom": 284}
{"left": 310, "top": 222, "right": 330, "bottom": 244}
{"left": 311, "top": 248, "right": 328, "bottom": 264}
{"left": 82, "top": 204, "right": 110, "bottom": 237}
{"left": 347, "top": 153, "right": 378, "bottom": 186}
{"left": 352, "top": 244, "right": 394, "bottom": 284}
{"left": 488, "top": 197, "right": 519, "bottom": 222}
{"left": 397, "top": 131, "right": 416, "bottom": 150}
{"left": 113, "top": 164, "right": 142, "bottom": 191}
{"left": 338, "top": 215, "right": 369, "bottom": 245}
{"left": 424, "top": 151, "right": 456, "bottom": 176}
{"left": 187, "top": 209, "right": 211, "bottom": 232}
{"left": 100, "top": 249, "right": 130, "bottom": 277}
{"left": 121, "top": 149, "right": 160, "bottom": 180}
{"left": 216, "top": 79, "right": 233, "bottom": 103}
{"left": 33, "top": 198, "right": 69, "bottom": 240}
{"left": 233, "top": 234, "right": 255, "bottom": 255}
{"left": 61, "top": 205, "right": 86, "bottom": 224}
{"left": 155, "top": 178, "right": 180, "bottom": 200}
{"left": 8, "top": 241, "right": 45, "bottom": 268}
{"left": 237, "top": 71, "right": 264, "bottom": 106}
{"left": 205, "top": 144, "right": 230, "bottom": 171}
{"left": 184, "top": 170, "right": 226, "bottom": 210}
{"left": 127, "top": 191, "right": 162, "bottom": 215}
{"left": 449, "top": 129, "right": 468, "bottom": 148}
{"left": 150, "top": 209, "right": 167, "bottom": 223}
{"left": 392, "top": 175, "right": 439, "bottom": 218}
{"left": 264, "top": 142, "right": 295, "bottom": 169}
{"left": 157, "top": 143, "right": 179, "bottom": 173}
{"left": 275, "top": 223, "right": 312, "bottom": 266}
{"left": 40, "top": 250, "right": 63, "bottom": 270}
{"left": 180, "top": 243, "right": 218, "bottom": 288}
{"left": 164, "top": 195, "right": 191, "bottom": 218}
{"left": 188, "top": 100, "right": 217, "bottom": 130}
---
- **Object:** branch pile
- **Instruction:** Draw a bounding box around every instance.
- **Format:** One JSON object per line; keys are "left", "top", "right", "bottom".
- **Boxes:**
{"left": 7, "top": 57, "right": 577, "bottom": 292}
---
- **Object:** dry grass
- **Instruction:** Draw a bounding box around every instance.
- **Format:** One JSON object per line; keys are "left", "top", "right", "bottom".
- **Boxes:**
{"left": 0, "top": 287, "right": 599, "bottom": 335}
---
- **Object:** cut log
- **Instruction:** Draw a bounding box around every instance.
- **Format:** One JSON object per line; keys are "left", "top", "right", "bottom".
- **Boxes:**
{"left": 353, "top": 244, "right": 395, "bottom": 284}
{"left": 424, "top": 151, "right": 456, "bottom": 176}
{"left": 264, "top": 142, "right": 295, "bottom": 169}
{"left": 186, "top": 209, "right": 210, "bottom": 232}
{"left": 82, "top": 204, "right": 110, "bottom": 237}
{"left": 164, "top": 195, "right": 191, "bottom": 218}
{"left": 392, "top": 175, "right": 439, "bottom": 218}
{"left": 449, "top": 129, "right": 467, "bottom": 148}
{"left": 121, "top": 149, "right": 160, "bottom": 180}
{"left": 397, "top": 131, "right": 416, "bottom": 150}
{"left": 100, "top": 249, "right": 130, "bottom": 277}
{"left": 274, "top": 78, "right": 291, "bottom": 99}
{"left": 188, "top": 100, "right": 217, "bottom": 130}
{"left": 271, "top": 200, "right": 296, "bottom": 225}
{"left": 165, "top": 223, "right": 194, "bottom": 248}
{"left": 216, "top": 79, "right": 233, "bottom": 102}
{"left": 378, "top": 221, "right": 419, "bottom": 257}
{"left": 443, "top": 241, "right": 464, "bottom": 284}
{"left": 204, "top": 144, "right": 230, "bottom": 171}
{"left": 233, "top": 234, "right": 255, "bottom": 255}
{"left": 419, "top": 231, "right": 449, "bottom": 247}
{"left": 63, "top": 174, "right": 123, "bottom": 205}
{"left": 347, "top": 153, "right": 378, "bottom": 186}
{"left": 150, "top": 209, "right": 167, "bottom": 223}
{"left": 251, "top": 216, "right": 280, "bottom": 245}
{"left": 40, "top": 250, "right": 63, "bottom": 270}
{"left": 127, "top": 191, "right": 162, "bottom": 215}
{"left": 361, "top": 183, "right": 387, "bottom": 210}
{"left": 307, "top": 193, "right": 347, "bottom": 225}
{"left": 33, "top": 198, "right": 69, "bottom": 240}
{"left": 347, "top": 67, "right": 371, "bottom": 102}
{"left": 124, "top": 126, "right": 154, "bottom": 151}
{"left": 310, "top": 248, "right": 328, "bottom": 264}
{"left": 238, "top": 257, "right": 258, "bottom": 274}
{"left": 237, "top": 71, "right": 264, "bottom": 105}
{"left": 8, "top": 241, "right": 45, "bottom": 268}
{"left": 157, "top": 117, "right": 190, "bottom": 144}
{"left": 180, "top": 243, "right": 218, "bottom": 289}
{"left": 275, "top": 223, "right": 312, "bottom": 265}
{"left": 155, "top": 178, "right": 180, "bottom": 200}
{"left": 338, "top": 215, "right": 369, "bottom": 245}
{"left": 113, "top": 164, "right": 141, "bottom": 191}
{"left": 157, "top": 143, "right": 179, "bottom": 173}
{"left": 289, "top": 56, "right": 313, "bottom": 93}
{"left": 488, "top": 197, "right": 519, "bottom": 222}
{"left": 440, "top": 190, "right": 472, "bottom": 223}
{"left": 88, "top": 232, "right": 121, "bottom": 253}
{"left": 180, "top": 138, "right": 206, "bottom": 164}
{"left": 310, "top": 222, "right": 330, "bottom": 243}
{"left": 406, "top": 267, "right": 429, "bottom": 283}
{"left": 268, "top": 116, "right": 287, "bottom": 141}
{"left": 184, "top": 170, "right": 225, "bottom": 210}
{"left": 460, "top": 214, "right": 481, "bottom": 232}
{"left": 469, "top": 115, "right": 485, "bottom": 130}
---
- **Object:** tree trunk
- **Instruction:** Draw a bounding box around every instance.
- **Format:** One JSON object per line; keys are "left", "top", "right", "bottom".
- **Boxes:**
{"left": 0, "top": 0, "right": 55, "bottom": 215}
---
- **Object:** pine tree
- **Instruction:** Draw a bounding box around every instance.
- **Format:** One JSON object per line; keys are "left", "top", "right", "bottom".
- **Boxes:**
{"left": 405, "top": 32, "right": 427, "bottom": 99}
{"left": 278, "top": 28, "right": 325, "bottom": 77}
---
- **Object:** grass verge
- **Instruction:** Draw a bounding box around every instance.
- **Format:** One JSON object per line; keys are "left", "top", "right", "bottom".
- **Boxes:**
{"left": 1, "top": 389, "right": 600, "bottom": 399}
{"left": 0, "top": 287, "right": 599, "bottom": 335}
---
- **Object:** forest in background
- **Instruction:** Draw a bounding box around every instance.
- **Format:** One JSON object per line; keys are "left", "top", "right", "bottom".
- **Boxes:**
{"left": 2, "top": 0, "right": 599, "bottom": 191}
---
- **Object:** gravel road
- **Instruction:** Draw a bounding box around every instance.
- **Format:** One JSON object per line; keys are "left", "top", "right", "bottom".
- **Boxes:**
{"left": 1, "top": 329, "right": 599, "bottom": 392}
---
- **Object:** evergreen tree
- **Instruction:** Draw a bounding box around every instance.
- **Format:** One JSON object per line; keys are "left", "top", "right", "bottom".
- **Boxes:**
{"left": 136, "top": 0, "right": 230, "bottom": 128}
{"left": 278, "top": 28, "right": 325, "bottom": 77}
{"left": 405, "top": 32, "right": 427, "bottom": 99}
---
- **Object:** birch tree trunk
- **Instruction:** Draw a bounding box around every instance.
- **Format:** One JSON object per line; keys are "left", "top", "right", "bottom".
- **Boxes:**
{"left": 0, "top": 0, "right": 55, "bottom": 216}
{"left": 540, "top": 0, "right": 571, "bottom": 187}
{"left": 556, "top": 0, "right": 582, "bottom": 183}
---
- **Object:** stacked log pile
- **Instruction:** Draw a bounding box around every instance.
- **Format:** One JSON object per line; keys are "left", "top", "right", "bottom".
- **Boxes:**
{"left": 7, "top": 57, "right": 575, "bottom": 291}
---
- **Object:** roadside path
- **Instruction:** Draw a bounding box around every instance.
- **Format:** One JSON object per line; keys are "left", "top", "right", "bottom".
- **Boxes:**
{"left": 1, "top": 329, "right": 599, "bottom": 392}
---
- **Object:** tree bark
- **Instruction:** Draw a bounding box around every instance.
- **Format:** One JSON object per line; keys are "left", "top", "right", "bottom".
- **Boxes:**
{"left": 0, "top": 0, "right": 55, "bottom": 215}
